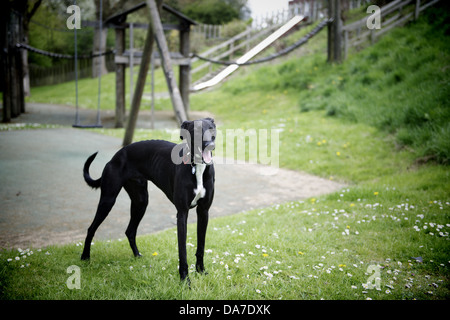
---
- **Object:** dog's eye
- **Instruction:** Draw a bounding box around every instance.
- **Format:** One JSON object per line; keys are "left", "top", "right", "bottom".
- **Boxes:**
{"left": 203, "top": 129, "right": 215, "bottom": 142}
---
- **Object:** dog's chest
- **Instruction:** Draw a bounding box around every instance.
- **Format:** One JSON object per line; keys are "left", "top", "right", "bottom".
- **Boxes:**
{"left": 190, "top": 163, "right": 206, "bottom": 207}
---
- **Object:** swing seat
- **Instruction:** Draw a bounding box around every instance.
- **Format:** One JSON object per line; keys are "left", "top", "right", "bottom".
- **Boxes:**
{"left": 72, "top": 124, "right": 103, "bottom": 128}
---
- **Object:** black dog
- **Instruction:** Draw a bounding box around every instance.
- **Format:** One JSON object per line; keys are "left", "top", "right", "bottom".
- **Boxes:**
{"left": 81, "top": 118, "right": 216, "bottom": 282}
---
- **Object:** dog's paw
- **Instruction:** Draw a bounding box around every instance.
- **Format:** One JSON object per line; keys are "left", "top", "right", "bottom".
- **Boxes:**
{"left": 196, "top": 264, "right": 208, "bottom": 275}
{"left": 180, "top": 270, "right": 191, "bottom": 288}
{"left": 182, "top": 276, "right": 191, "bottom": 289}
{"left": 80, "top": 254, "right": 90, "bottom": 261}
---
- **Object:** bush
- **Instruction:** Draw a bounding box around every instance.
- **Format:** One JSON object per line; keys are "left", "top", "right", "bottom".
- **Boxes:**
{"left": 183, "top": 0, "right": 239, "bottom": 25}
{"left": 221, "top": 19, "right": 249, "bottom": 38}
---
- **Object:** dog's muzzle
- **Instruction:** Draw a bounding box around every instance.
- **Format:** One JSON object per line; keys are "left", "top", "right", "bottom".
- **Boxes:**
{"left": 200, "top": 142, "right": 215, "bottom": 165}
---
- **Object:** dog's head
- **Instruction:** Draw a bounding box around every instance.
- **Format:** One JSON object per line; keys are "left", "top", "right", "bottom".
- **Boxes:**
{"left": 180, "top": 118, "right": 216, "bottom": 165}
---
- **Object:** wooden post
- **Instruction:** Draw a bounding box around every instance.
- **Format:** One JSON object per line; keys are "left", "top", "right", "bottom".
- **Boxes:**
{"left": 129, "top": 22, "right": 134, "bottom": 107}
{"left": 229, "top": 41, "right": 234, "bottom": 60}
{"left": 16, "top": 11, "right": 25, "bottom": 115}
{"left": 333, "top": 0, "right": 342, "bottom": 62}
{"left": 327, "top": 0, "right": 334, "bottom": 63}
{"left": 415, "top": 0, "right": 421, "bottom": 20}
{"left": 146, "top": 0, "right": 187, "bottom": 125}
{"left": 343, "top": 29, "right": 348, "bottom": 60}
{"left": 123, "top": 19, "right": 155, "bottom": 146}
{"left": 1, "top": 2, "right": 12, "bottom": 122}
{"left": 1, "top": 7, "right": 25, "bottom": 121}
{"left": 327, "top": 0, "right": 342, "bottom": 63}
{"left": 115, "top": 25, "right": 126, "bottom": 128}
{"left": 179, "top": 21, "right": 190, "bottom": 114}
{"left": 10, "top": 11, "right": 20, "bottom": 118}
{"left": 312, "top": 0, "right": 317, "bottom": 22}
{"left": 151, "top": 52, "right": 155, "bottom": 130}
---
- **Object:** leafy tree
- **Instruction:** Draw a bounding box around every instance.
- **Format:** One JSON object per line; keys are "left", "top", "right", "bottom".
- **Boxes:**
{"left": 183, "top": 0, "right": 239, "bottom": 24}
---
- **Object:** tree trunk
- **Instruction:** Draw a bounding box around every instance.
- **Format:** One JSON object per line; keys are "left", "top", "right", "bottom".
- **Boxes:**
{"left": 12, "top": 0, "right": 41, "bottom": 97}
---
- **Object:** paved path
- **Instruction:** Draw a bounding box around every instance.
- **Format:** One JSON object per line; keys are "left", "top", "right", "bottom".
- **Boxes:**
{"left": 5, "top": 102, "right": 189, "bottom": 130}
{"left": 0, "top": 105, "right": 345, "bottom": 249}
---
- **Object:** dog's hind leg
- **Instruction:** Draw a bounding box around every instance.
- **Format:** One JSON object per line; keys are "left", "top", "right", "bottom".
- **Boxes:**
{"left": 124, "top": 178, "right": 148, "bottom": 257}
{"left": 81, "top": 187, "right": 121, "bottom": 260}
{"left": 81, "top": 167, "right": 122, "bottom": 260}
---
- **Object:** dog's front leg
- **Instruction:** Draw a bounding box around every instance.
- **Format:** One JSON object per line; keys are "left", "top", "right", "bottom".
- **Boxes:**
{"left": 177, "top": 210, "right": 189, "bottom": 282}
{"left": 196, "top": 205, "right": 209, "bottom": 274}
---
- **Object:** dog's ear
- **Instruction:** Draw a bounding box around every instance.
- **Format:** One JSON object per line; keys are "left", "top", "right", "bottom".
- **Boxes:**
{"left": 205, "top": 117, "right": 215, "bottom": 123}
{"left": 180, "top": 121, "right": 191, "bottom": 140}
{"left": 181, "top": 121, "right": 190, "bottom": 129}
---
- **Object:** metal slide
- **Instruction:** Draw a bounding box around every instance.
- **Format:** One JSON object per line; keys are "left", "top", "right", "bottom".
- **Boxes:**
{"left": 192, "top": 15, "right": 305, "bottom": 91}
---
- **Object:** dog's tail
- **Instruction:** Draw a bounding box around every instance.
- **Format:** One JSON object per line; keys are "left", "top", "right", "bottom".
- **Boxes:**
{"left": 83, "top": 152, "right": 102, "bottom": 189}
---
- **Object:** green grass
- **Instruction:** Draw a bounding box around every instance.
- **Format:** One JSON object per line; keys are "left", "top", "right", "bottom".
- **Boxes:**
{"left": 2, "top": 5, "right": 449, "bottom": 300}
{"left": 1, "top": 179, "right": 449, "bottom": 300}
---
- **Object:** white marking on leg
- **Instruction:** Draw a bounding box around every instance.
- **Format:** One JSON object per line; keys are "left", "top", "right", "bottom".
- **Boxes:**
{"left": 191, "top": 163, "right": 206, "bottom": 207}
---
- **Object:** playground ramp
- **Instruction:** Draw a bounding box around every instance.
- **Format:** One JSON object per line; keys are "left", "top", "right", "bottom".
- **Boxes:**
{"left": 192, "top": 15, "right": 305, "bottom": 91}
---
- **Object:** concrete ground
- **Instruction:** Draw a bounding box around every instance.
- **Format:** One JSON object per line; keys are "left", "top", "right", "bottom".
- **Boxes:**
{"left": 0, "top": 103, "right": 345, "bottom": 249}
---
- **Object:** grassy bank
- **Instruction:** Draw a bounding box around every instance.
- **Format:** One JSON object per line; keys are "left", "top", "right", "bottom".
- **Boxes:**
{"left": 1, "top": 5, "right": 449, "bottom": 300}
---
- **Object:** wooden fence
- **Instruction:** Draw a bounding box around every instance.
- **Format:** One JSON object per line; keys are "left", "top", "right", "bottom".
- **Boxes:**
{"left": 192, "top": 24, "right": 224, "bottom": 40}
{"left": 191, "top": 25, "right": 279, "bottom": 77}
{"left": 342, "top": 0, "right": 441, "bottom": 59}
{"left": 29, "top": 54, "right": 115, "bottom": 87}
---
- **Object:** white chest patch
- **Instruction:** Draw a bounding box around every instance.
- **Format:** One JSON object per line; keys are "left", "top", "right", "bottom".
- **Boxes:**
{"left": 191, "top": 163, "right": 206, "bottom": 207}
